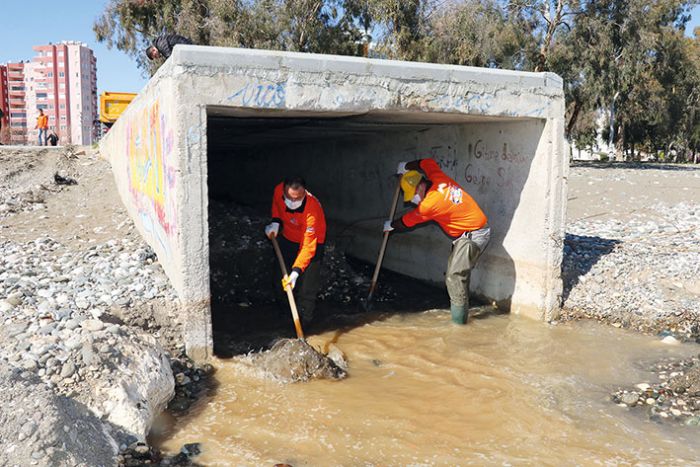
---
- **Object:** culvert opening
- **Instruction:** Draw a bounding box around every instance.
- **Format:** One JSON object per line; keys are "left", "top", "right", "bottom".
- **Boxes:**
{"left": 205, "top": 107, "right": 523, "bottom": 357}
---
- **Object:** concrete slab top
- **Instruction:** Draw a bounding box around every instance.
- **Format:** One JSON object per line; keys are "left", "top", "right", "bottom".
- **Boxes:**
{"left": 169, "top": 45, "right": 563, "bottom": 91}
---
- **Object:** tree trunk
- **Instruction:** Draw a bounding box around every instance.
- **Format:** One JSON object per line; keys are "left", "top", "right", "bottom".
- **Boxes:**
{"left": 565, "top": 98, "right": 582, "bottom": 139}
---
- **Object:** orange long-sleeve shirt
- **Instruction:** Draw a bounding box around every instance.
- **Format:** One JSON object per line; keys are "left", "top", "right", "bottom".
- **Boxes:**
{"left": 401, "top": 159, "right": 487, "bottom": 238}
{"left": 271, "top": 182, "right": 327, "bottom": 273}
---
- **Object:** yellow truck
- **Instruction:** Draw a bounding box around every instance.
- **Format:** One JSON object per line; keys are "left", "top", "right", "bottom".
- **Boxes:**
{"left": 99, "top": 92, "right": 136, "bottom": 130}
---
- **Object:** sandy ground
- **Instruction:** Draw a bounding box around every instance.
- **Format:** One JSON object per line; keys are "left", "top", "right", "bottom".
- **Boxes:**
{"left": 567, "top": 161, "right": 700, "bottom": 223}
{"left": 0, "top": 146, "right": 138, "bottom": 248}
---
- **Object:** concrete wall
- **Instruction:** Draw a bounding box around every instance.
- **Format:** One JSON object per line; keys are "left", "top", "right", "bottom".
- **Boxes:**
{"left": 101, "top": 45, "right": 567, "bottom": 360}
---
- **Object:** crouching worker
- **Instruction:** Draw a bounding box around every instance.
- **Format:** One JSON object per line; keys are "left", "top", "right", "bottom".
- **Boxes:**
{"left": 384, "top": 158, "right": 490, "bottom": 324}
{"left": 265, "top": 176, "right": 326, "bottom": 326}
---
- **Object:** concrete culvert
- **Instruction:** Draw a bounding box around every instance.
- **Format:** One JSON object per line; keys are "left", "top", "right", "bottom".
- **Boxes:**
{"left": 100, "top": 46, "right": 567, "bottom": 361}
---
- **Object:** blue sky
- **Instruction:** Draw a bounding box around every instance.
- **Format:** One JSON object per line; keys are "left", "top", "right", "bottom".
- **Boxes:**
{"left": 0, "top": 0, "right": 148, "bottom": 95}
{"left": 1, "top": 1, "right": 699, "bottom": 97}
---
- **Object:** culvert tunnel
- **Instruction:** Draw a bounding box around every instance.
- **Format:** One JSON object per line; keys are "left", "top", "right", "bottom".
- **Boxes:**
{"left": 99, "top": 45, "right": 567, "bottom": 361}
{"left": 206, "top": 108, "right": 558, "bottom": 355}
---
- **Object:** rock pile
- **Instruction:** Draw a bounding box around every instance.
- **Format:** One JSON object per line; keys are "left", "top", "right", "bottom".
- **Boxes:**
{"left": 0, "top": 235, "right": 178, "bottom": 439}
{"left": 612, "top": 354, "right": 700, "bottom": 425}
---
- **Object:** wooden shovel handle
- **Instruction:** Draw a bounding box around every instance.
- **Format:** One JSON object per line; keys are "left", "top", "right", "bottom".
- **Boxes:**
{"left": 368, "top": 177, "right": 403, "bottom": 297}
{"left": 270, "top": 235, "right": 304, "bottom": 339}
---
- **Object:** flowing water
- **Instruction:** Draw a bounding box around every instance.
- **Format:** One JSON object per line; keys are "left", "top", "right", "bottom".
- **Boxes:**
{"left": 153, "top": 310, "right": 700, "bottom": 465}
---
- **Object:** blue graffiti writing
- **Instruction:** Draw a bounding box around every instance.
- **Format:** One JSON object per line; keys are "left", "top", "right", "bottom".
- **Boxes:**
{"left": 227, "top": 82, "right": 286, "bottom": 108}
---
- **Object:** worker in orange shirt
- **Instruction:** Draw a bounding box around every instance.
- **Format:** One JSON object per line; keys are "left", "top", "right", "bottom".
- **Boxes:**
{"left": 265, "top": 176, "right": 326, "bottom": 326}
{"left": 35, "top": 109, "right": 49, "bottom": 146}
{"left": 384, "top": 158, "right": 490, "bottom": 324}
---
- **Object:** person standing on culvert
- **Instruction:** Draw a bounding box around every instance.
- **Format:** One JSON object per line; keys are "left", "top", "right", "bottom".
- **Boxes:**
{"left": 384, "top": 158, "right": 491, "bottom": 324}
{"left": 35, "top": 109, "right": 49, "bottom": 146}
{"left": 265, "top": 176, "right": 327, "bottom": 327}
{"left": 145, "top": 33, "right": 193, "bottom": 61}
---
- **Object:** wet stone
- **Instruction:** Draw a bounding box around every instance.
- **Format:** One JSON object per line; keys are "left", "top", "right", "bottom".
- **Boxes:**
{"left": 621, "top": 392, "right": 639, "bottom": 406}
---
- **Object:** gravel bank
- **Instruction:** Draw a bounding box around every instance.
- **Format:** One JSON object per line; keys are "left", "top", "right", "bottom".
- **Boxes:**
{"left": 561, "top": 163, "right": 700, "bottom": 341}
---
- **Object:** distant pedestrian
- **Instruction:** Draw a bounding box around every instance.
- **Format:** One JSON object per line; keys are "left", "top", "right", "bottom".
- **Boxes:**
{"left": 35, "top": 109, "right": 48, "bottom": 146}
{"left": 47, "top": 129, "right": 58, "bottom": 146}
{"left": 146, "top": 34, "right": 193, "bottom": 61}
{"left": 0, "top": 106, "right": 4, "bottom": 145}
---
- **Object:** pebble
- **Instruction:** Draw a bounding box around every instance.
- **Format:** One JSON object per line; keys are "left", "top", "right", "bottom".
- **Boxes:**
{"left": 80, "top": 319, "right": 104, "bottom": 332}
{"left": 60, "top": 362, "right": 76, "bottom": 378}
{"left": 621, "top": 392, "right": 639, "bottom": 406}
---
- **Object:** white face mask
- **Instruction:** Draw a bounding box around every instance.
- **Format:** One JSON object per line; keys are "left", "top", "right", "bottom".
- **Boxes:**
{"left": 285, "top": 198, "right": 303, "bottom": 210}
{"left": 410, "top": 193, "right": 422, "bottom": 205}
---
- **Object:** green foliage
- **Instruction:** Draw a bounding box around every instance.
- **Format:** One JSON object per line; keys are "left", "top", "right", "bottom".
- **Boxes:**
{"left": 94, "top": 0, "right": 700, "bottom": 159}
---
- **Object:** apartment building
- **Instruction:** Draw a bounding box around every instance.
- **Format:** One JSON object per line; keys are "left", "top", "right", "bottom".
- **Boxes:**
{"left": 0, "top": 65, "right": 7, "bottom": 143}
{"left": 0, "top": 41, "right": 98, "bottom": 145}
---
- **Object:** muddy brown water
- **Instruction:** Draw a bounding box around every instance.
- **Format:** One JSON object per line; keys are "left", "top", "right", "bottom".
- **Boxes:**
{"left": 152, "top": 310, "right": 700, "bottom": 465}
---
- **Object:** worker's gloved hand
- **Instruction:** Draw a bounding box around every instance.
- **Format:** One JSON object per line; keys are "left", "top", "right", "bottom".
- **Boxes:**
{"left": 396, "top": 161, "right": 408, "bottom": 175}
{"left": 281, "top": 271, "right": 299, "bottom": 290}
{"left": 264, "top": 222, "right": 280, "bottom": 239}
{"left": 383, "top": 220, "right": 394, "bottom": 232}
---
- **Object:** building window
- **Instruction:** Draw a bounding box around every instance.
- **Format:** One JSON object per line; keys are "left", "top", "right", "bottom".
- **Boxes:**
{"left": 48, "top": 104, "right": 54, "bottom": 109}
{"left": 36, "top": 93, "right": 47, "bottom": 98}
{"left": 10, "top": 112, "right": 26, "bottom": 118}
{"left": 47, "top": 72, "right": 53, "bottom": 77}
{"left": 37, "top": 104, "right": 48, "bottom": 110}
{"left": 60, "top": 125, "right": 66, "bottom": 130}
{"left": 59, "top": 103, "right": 65, "bottom": 109}
{"left": 58, "top": 71, "right": 64, "bottom": 78}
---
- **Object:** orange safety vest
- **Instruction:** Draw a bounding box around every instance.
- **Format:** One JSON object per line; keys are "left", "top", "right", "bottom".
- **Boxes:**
{"left": 37, "top": 114, "right": 48, "bottom": 129}
{"left": 271, "top": 182, "right": 327, "bottom": 273}
{"left": 402, "top": 159, "right": 487, "bottom": 238}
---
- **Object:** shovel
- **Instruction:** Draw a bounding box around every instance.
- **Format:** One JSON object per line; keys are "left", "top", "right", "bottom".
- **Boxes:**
{"left": 270, "top": 235, "right": 305, "bottom": 339}
{"left": 361, "top": 177, "right": 402, "bottom": 312}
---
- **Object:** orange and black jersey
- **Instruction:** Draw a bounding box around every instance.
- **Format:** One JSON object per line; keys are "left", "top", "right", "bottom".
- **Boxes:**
{"left": 394, "top": 159, "right": 487, "bottom": 238}
{"left": 271, "top": 182, "right": 327, "bottom": 274}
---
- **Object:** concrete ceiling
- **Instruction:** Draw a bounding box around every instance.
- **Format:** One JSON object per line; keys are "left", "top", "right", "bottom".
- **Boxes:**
{"left": 206, "top": 106, "right": 521, "bottom": 151}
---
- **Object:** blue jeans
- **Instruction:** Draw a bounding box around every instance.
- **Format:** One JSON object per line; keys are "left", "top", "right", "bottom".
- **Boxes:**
{"left": 38, "top": 128, "right": 47, "bottom": 146}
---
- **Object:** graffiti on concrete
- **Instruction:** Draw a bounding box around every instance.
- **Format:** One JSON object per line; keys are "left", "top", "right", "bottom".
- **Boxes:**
{"left": 469, "top": 140, "right": 530, "bottom": 164}
{"left": 430, "top": 92, "right": 495, "bottom": 114}
{"left": 226, "top": 81, "right": 286, "bottom": 108}
{"left": 126, "top": 100, "right": 177, "bottom": 256}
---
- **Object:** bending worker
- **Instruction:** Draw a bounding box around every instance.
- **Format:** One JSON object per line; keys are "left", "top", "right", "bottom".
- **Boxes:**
{"left": 265, "top": 176, "right": 326, "bottom": 326}
{"left": 384, "top": 158, "right": 490, "bottom": 324}
{"left": 146, "top": 34, "right": 193, "bottom": 61}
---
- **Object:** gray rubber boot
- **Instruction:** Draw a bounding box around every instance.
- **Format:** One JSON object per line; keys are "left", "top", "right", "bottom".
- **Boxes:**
{"left": 450, "top": 304, "right": 467, "bottom": 324}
